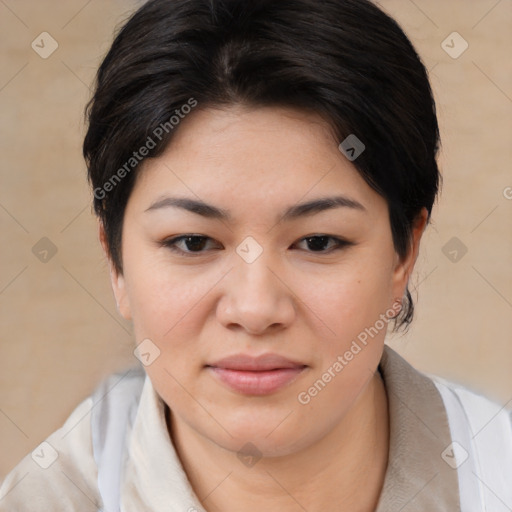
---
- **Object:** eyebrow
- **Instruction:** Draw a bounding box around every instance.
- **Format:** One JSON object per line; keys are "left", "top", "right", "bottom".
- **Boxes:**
{"left": 145, "top": 194, "right": 366, "bottom": 223}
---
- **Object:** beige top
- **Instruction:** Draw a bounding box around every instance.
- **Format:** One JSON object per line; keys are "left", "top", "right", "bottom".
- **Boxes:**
{"left": 0, "top": 345, "right": 465, "bottom": 511}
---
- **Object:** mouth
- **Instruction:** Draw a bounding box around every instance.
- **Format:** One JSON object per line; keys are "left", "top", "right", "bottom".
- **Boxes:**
{"left": 205, "top": 353, "right": 308, "bottom": 396}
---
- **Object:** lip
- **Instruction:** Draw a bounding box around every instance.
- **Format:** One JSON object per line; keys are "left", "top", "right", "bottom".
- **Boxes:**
{"left": 206, "top": 353, "right": 308, "bottom": 396}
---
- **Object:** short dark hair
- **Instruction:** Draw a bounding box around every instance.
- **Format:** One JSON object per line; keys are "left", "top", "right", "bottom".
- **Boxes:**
{"left": 83, "top": 0, "right": 441, "bottom": 330}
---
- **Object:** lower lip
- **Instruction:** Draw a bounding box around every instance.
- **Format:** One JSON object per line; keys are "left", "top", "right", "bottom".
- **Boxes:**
{"left": 207, "top": 367, "right": 306, "bottom": 395}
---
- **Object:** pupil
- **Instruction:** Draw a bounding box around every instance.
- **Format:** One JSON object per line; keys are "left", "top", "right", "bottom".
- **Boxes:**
{"left": 308, "top": 236, "right": 328, "bottom": 251}
{"left": 186, "top": 236, "right": 205, "bottom": 251}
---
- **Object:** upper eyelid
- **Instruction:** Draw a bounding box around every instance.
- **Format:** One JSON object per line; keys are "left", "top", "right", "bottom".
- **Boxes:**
{"left": 163, "top": 234, "right": 348, "bottom": 244}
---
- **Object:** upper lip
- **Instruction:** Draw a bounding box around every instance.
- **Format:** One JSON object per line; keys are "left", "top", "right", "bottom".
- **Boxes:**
{"left": 206, "top": 353, "right": 307, "bottom": 371}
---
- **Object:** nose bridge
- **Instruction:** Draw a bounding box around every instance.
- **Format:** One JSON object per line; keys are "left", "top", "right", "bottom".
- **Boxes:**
{"left": 233, "top": 244, "right": 281, "bottom": 298}
{"left": 218, "top": 241, "right": 295, "bottom": 333}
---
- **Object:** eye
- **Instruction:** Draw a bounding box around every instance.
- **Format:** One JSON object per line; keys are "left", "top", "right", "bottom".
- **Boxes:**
{"left": 294, "top": 235, "right": 352, "bottom": 253}
{"left": 160, "top": 233, "right": 352, "bottom": 257}
{"left": 161, "top": 235, "right": 221, "bottom": 256}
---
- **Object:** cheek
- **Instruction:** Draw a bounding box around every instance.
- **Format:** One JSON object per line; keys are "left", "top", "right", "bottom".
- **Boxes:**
{"left": 123, "top": 259, "right": 217, "bottom": 413}
{"left": 303, "top": 261, "right": 394, "bottom": 351}
{"left": 127, "top": 265, "right": 211, "bottom": 346}
{"left": 121, "top": 253, "right": 244, "bottom": 395}
{"left": 289, "top": 262, "right": 392, "bottom": 435}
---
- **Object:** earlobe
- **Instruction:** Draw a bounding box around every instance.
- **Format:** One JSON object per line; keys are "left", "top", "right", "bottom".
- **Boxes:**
{"left": 98, "top": 221, "right": 132, "bottom": 321}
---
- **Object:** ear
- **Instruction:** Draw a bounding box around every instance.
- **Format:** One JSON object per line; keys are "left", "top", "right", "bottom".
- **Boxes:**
{"left": 391, "top": 207, "right": 429, "bottom": 301}
{"left": 98, "top": 220, "right": 132, "bottom": 320}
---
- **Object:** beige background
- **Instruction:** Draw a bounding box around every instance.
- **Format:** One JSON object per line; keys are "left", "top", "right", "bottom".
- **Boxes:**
{"left": 0, "top": 0, "right": 511, "bottom": 479}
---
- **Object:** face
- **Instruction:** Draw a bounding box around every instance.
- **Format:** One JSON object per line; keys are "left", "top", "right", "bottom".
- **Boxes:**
{"left": 102, "top": 105, "right": 425, "bottom": 457}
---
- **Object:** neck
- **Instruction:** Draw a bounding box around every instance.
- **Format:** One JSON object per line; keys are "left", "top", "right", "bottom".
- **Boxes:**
{"left": 167, "top": 371, "right": 389, "bottom": 512}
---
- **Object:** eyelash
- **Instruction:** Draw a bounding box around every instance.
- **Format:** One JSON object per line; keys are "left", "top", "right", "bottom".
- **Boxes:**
{"left": 160, "top": 234, "right": 353, "bottom": 256}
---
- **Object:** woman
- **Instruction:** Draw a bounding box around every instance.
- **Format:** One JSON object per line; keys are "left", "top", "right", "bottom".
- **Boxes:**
{"left": 1, "top": 0, "right": 511, "bottom": 510}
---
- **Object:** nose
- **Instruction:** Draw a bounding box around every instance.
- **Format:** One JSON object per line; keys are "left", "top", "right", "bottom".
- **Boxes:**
{"left": 216, "top": 250, "right": 296, "bottom": 336}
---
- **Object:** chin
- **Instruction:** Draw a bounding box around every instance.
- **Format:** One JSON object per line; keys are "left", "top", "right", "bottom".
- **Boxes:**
{"left": 205, "top": 412, "right": 313, "bottom": 457}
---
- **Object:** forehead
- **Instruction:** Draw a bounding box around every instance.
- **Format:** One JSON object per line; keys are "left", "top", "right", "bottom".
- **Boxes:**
{"left": 155, "top": 105, "right": 339, "bottom": 172}
{"left": 127, "top": 106, "right": 386, "bottom": 218}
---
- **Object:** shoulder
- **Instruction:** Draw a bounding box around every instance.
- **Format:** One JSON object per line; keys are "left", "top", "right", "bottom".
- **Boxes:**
{"left": 382, "top": 345, "right": 512, "bottom": 432}
{"left": 0, "top": 366, "right": 147, "bottom": 512}
{"left": 429, "top": 373, "right": 512, "bottom": 431}
{"left": 429, "top": 374, "right": 512, "bottom": 508}
{"left": 0, "top": 395, "right": 101, "bottom": 512}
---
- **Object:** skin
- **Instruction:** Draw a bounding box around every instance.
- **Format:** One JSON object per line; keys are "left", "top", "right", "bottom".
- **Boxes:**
{"left": 100, "top": 105, "right": 427, "bottom": 511}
